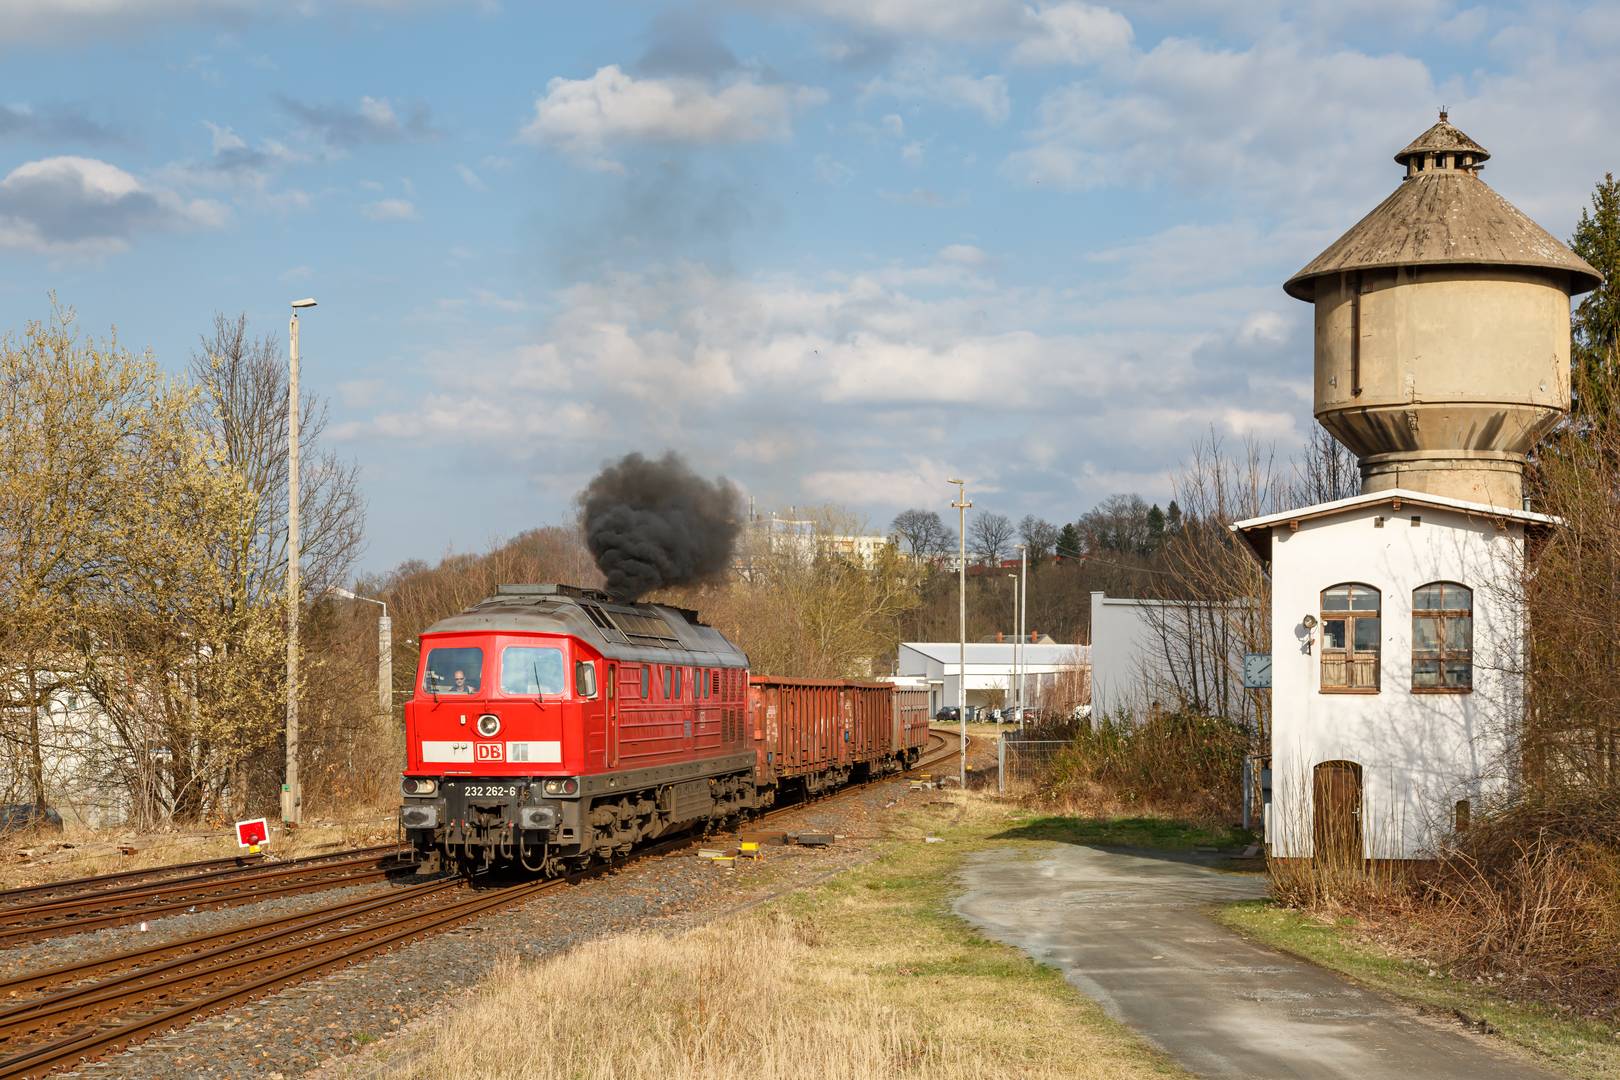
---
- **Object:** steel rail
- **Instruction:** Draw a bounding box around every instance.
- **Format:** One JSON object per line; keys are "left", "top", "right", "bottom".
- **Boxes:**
{"left": 0, "top": 845, "right": 404, "bottom": 921}
{"left": 0, "top": 850, "right": 415, "bottom": 946}
{"left": 0, "top": 878, "right": 465, "bottom": 1000}
{"left": 0, "top": 734, "right": 964, "bottom": 1077}
{"left": 0, "top": 853, "right": 267, "bottom": 908}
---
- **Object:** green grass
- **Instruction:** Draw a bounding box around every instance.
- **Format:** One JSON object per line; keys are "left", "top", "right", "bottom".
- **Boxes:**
{"left": 763, "top": 797, "right": 1192, "bottom": 1078}
{"left": 1216, "top": 900, "right": 1620, "bottom": 1080}
{"left": 993, "top": 813, "right": 1256, "bottom": 852}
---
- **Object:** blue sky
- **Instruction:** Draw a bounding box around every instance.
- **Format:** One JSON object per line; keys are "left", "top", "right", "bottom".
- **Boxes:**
{"left": 3, "top": 0, "right": 1616, "bottom": 572}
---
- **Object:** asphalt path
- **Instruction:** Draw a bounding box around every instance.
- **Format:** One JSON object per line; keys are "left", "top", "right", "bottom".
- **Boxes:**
{"left": 953, "top": 844, "right": 1557, "bottom": 1080}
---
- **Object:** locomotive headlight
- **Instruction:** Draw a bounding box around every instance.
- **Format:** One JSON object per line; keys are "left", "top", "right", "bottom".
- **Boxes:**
{"left": 475, "top": 714, "right": 501, "bottom": 737}
{"left": 542, "top": 777, "right": 579, "bottom": 796}
{"left": 401, "top": 777, "right": 438, "bottom": 797}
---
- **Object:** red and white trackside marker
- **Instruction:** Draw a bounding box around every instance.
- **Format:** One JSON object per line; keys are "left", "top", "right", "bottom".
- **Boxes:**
{"left": 235, "top": 818, "right": 270, "bottom": 852}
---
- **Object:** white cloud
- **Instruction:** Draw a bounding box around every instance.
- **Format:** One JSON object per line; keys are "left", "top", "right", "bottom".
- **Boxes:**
{"left": 454, "top": 163, "right": 486, "bottom": 191}
{"left": 0, "top": 1, "right": 486, "bottom": 46}
{"left": 0, "top": 155, "right": 225, "bottom": 255}
{"left": 1010, "top": 3, "right": 1134, "bottom": 65}
{"left": 863, "top": 53, "right": 1010, "bottom": 124}
{"left": 278, "top": 94, "right": 437, "bottom": 147}
{"left": 814, "top": 154, "right": 854, "bottom": 185}
{"left": 519, "top": 65, "right": 827, "bottom": 169}
{"left": 1004, "top": 35, "right": 1435, "bottom": 203}
{"left": 759, "top": 0, "right": 1133, "bottom": 66}
{"left": 363, "top": 197, "right": 418, "bottom": 222}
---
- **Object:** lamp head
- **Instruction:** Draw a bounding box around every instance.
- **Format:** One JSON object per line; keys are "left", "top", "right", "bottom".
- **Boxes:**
{"left": 946, "top": 477, "right": 963, "bottom": 485}
{"left": 1302, "top": 614, "right": 1318, "bottom": 630}
{"left": 290, "top": 297, "right": 318, "bottom": 310}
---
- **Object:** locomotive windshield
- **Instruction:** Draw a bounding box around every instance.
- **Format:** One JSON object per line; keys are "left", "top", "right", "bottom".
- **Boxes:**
{"left": 423, "top": 647, "right": 483, "bottom": 694}
{"left": 500, "top": 646, "right": 566, "bottom": 696}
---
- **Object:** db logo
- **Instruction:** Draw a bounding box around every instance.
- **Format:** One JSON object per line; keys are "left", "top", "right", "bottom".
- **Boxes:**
{"left": 475, "top": 742, "right": 505, "bottom": 762}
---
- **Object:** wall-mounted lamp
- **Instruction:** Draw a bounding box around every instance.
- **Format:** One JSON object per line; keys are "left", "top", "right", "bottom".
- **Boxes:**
{"left": 1300, "top": 614, "right": 1317, "bottom": 655}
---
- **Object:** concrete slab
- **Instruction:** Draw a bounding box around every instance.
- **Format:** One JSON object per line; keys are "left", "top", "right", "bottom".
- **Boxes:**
{"left": 953, "top": 844, "right": 1556, "bottom": 1080}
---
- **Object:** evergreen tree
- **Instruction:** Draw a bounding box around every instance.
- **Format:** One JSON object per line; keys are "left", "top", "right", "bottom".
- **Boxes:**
{"left": 1056, "top": 522, "right": 1083, "bottom": 559}
{"left": 1166, "top": 499, "right": 1184, "bottom": 534}
{"left": 1570, "top": 173, "right": 1620, "bottom": 422}
{"left": 1145, "top": 503, "right": 1166, "bottom": 551}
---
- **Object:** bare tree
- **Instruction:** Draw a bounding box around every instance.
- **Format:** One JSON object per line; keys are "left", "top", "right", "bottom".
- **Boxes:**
{"left": 1290, "top": 423, "right": 1360, "bottom": 505}
{"left": 1079, "top": 494, "right": 1154, "bottom": 554}
{"left": 1018, "top": 515, "right": 1059, "bottom": 561}
{"left": 969, "top": 512, "right": 1016, "bottom": 564}
{"left": 189, "top": 313, "right": 366, "bottom": 813}
{"left": 1138, "top": 433, "right": 1281, "bottom": 742}
{"left": 191, "top": 314, "right": 365, "bottom": 603}
{"left": 890, "top": 509, "right": 953, "bottom": 558}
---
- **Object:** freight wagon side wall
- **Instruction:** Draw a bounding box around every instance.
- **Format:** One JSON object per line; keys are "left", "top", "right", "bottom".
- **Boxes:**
{"left": 897, "top": 688, "right": 930, "bottom": 751}
{"left": 847, "top": 684, "right": 892, "bottom": 761}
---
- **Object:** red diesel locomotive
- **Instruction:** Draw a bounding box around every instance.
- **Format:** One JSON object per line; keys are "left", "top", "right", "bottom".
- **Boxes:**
{"left": 399, "top": 583, "right": 929, "bottom": 874}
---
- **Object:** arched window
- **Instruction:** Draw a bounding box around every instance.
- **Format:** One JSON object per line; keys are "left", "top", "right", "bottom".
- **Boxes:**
{"left": 1413, "top": 582, "right": 1472, "bottom": 691}
{"left": 1321, "top": 584, "right": 1380, "bottom": 692}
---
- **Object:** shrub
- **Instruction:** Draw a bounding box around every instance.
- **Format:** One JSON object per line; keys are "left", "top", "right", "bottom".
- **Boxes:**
{"left": 1029, "top": 710, "right": 1247, "bottom": 822}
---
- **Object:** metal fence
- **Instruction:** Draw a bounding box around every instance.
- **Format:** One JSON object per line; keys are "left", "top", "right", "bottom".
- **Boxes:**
{"left": 996, "top": 737, "right": 1072, "bottom": 794}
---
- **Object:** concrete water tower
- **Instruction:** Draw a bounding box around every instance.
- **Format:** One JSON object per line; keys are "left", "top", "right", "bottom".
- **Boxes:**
{"left": 1284, "top": 112, "right": 1601, "bottom": 507}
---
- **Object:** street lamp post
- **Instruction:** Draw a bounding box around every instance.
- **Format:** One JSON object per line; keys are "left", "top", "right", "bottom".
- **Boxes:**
{"left": 284, "top": 297, "right": 317, "bottom": 827}
{"left": 1005, "top": 571, "right": 1018, "bottom": 715}
{"left": 330, "top": 588, "right": 392, "bottom": 723}
{"left": 1018, "top": 543, "right": 1028, "bottom": 733}
{"left": 948, "top": 478, "right": 971, "bottom": 790}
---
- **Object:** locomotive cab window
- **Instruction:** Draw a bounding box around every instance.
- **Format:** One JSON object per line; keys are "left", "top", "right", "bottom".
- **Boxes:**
{"left": 423, "top": 647, "right": 482, "bottom": 694}
{"left": 574, "top": 660, "right": 598, "bottom": 699}
{"left": 1413, "top": 582, "right": 1472, "bottom": 691}
{"left": 1321, "top": 584, "right": 1380, "bottom": 692}
{"left": 498, "top": 646, "right": 565, "bottom": 696}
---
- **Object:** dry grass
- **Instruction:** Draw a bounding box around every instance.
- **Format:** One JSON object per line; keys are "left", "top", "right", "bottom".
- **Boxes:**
{"left": 378, "top": 794, "right": 1183, "bottom": 1080}
{"left": 1266, "top": 790, "right": 1620, "bottom": 1021}
{"left": 0, "top": 813, "right": 397, "bottom": 891}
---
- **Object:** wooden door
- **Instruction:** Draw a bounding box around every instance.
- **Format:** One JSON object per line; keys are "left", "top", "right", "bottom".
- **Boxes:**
{"left": 1313, "top": 760, "right": 1363, "bottom": 868}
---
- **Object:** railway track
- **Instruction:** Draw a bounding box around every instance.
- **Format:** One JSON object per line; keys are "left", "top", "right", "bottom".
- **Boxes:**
{"left": 0, "top": 853, "right": 267, "bottom": 908}
{"left": 0, "top": 731, "right": 962, "bottom": 1078}
{"left": 0, "top": 845, "right": 412, "bottom": 945}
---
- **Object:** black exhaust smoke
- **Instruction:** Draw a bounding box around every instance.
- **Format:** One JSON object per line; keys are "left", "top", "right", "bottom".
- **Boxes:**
{"left": 582, "top": 451, "right": 741, "bottom": 602}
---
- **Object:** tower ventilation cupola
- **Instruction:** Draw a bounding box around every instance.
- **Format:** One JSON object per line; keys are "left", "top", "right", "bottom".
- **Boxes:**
{"left": 1394, "top": 110, "right": 1490, "bottom": 176}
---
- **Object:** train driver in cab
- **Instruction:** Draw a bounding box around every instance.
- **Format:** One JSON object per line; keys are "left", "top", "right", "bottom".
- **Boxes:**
{"left": 451, "top": 669, "right": 477, "bottom": 694}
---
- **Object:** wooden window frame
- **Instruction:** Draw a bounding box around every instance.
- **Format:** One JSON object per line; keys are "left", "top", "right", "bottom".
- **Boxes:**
{"left": 1412, "top": 581, "right": 1473, "bottom": 694}
{"left": 1320, "top": 583, "right": 1381, "bottom": 694}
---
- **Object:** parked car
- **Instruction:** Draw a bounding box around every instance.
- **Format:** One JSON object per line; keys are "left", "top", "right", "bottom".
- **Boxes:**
{"left": 934, "top": 706, "right": 960, "bottom": 723}
{"left": 0, "top": 804, "right": 63, "bottom": 834}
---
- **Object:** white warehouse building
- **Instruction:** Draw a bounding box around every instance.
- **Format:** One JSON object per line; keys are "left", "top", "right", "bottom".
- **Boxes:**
{"left": 896, "top": 642, "right": 1088, "bottom": 716}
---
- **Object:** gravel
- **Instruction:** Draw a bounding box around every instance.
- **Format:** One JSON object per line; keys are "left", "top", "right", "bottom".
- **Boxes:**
{"left": 50, "top": 773, "right": 946, "bottom": 1080}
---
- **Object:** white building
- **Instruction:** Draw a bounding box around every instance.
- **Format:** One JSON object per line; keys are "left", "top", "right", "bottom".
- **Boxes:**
{"left": 1234, "top": 491, "right": 1547, "bottom": 860}
{"left": 896, "top": 642, "right": 1087, "bottom": 715}
{"left": 1088, "top": 592, "right": 1251, "bottom": 723}
{"left": 760, "top": 517, "right": 893, "bottom": 563}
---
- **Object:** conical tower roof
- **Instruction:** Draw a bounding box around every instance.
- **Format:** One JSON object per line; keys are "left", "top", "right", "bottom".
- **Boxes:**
{"left": 1285, "top": 114, "right": 1599, "bottom": 301}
